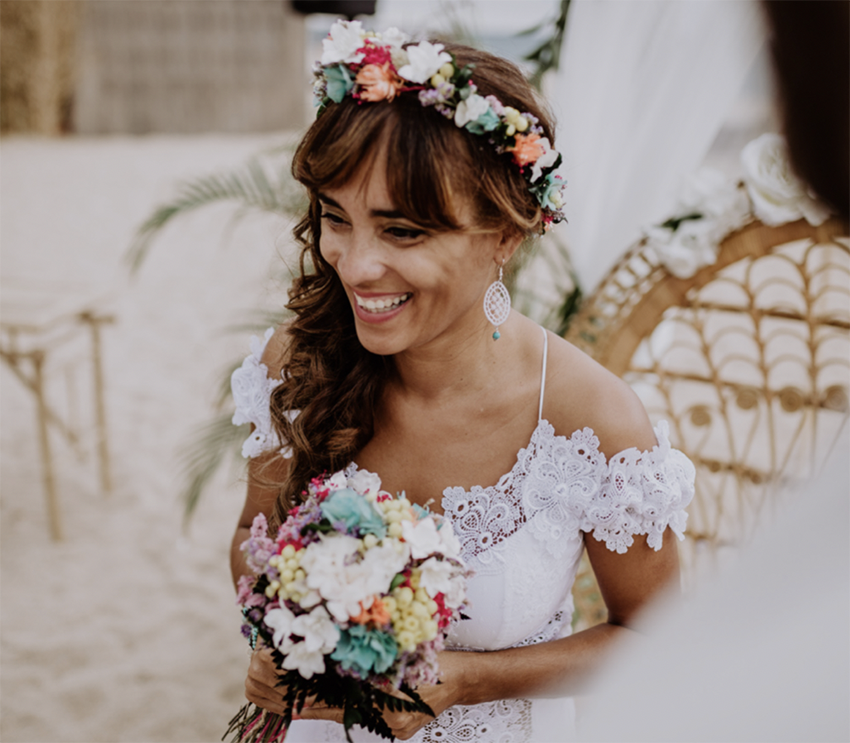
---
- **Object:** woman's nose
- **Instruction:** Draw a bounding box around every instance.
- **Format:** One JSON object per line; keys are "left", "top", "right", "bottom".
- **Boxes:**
{"left": 336, "top": 231, "right": 386, "bottom": 286}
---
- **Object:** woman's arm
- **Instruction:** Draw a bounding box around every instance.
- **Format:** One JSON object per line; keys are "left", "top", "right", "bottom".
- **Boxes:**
{"left": 230, "top": 322, "right": 292, "bottom": 588}
{"left": 230, "top": 453, "right": 288, "bottom": 588}
{"left": 446, "top": 528, "right": 680, "bottom": 703}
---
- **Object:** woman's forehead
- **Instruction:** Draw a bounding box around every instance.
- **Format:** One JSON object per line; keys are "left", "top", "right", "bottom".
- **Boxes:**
{"left": 319, "top": 158, "right": 397, "bottom": 214}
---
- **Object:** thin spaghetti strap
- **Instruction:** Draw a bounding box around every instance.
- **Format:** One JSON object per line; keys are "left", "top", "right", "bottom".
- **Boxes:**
{"left": 538, "top": 326, "right": 548, "bottom": 422}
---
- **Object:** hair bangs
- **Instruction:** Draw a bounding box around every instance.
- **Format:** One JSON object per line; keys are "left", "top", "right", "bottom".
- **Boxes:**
{"left": 293, "top": 96, "right": 477, "bottom": 232}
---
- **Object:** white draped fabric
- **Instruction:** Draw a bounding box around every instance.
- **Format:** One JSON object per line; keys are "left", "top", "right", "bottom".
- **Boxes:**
{"left": 549, "top": 0, "right": 767, "bottom": 292}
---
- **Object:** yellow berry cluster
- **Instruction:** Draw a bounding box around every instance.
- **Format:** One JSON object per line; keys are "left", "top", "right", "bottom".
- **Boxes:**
{"left": 428, "top": 62, "right": 456, "bottom": 89}
{"left": 265, "top": 544, "right": 307, "bottom": 603}
{"left": 387, "top": 569, "right": 440, "bottom": 653}
{"left": 503, "top": 107, "right": 530, "bottom": 137}
{"left": 376, "top": 496, "right": 415, "bottom": 539}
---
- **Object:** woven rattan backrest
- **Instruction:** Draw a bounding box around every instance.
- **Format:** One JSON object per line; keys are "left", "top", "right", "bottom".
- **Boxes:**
{"left": 566, "top": 217, "right": 849, "bottom": 608}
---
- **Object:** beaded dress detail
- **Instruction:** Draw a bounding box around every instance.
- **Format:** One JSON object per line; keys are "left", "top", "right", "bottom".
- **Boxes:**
{"left": 231, "top": 328, "right": 696, "bottom": 743}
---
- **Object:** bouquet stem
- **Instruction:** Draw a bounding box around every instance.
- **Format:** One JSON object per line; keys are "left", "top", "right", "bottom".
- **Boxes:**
{"left": 223, "top": 703, "right": 287, "bottom": 743}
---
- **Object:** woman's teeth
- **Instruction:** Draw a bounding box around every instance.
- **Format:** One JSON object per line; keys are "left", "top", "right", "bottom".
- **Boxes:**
{"left": 355, "top": 293, "right": 411, "bottom": 313}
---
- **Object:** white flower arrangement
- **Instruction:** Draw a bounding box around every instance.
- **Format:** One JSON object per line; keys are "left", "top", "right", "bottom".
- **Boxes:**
{"left": 645, "top": 133, "right": 832, "bottom": 279}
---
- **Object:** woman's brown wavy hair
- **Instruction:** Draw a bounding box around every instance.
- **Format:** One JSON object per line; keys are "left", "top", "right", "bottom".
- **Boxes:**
{"left": 266, "top": 43, "right": 557, "bottom": 527}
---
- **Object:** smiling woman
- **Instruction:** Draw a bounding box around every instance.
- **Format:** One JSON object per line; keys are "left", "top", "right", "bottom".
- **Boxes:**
{"left": 228, "top": 20, "right": 694, "bottom": 743}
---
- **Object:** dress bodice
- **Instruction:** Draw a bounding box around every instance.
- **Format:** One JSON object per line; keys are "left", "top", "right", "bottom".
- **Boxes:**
{"left": 230, "top": 327, "right": 696, "bottom": 742}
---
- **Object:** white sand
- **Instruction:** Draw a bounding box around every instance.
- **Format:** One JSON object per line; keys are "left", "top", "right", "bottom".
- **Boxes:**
{"left": 1, "top": 134, "right": 301, "bottom": 742}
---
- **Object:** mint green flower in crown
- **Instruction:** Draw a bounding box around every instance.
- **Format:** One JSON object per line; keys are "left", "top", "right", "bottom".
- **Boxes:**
{"left": 320, "top": 488, "right": 387, "bottom": 539}
{"left": 331, "top": 624, "right": 398, "bottom": 676}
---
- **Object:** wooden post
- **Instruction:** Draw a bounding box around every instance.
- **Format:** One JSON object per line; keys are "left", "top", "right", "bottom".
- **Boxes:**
{"left": 32, "top": 350, "right": 62, "bottom": 540}
{"left": 81, "top": 312, "right": 113, "bottom": 494}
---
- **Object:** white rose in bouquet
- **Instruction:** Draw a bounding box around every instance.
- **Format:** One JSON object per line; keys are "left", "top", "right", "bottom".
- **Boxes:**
{"left": 741, "top": 133, "right": 830, "bottom": 227}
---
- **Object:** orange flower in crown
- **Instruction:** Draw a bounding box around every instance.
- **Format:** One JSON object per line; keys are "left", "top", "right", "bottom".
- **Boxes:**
{"left": 356, "top": 62, "right": 404, "bottom": 102}
{"left": 508, "top": 133, "right": 546, "bottom": 168}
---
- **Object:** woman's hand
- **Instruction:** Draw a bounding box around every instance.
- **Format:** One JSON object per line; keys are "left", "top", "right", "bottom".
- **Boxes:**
{"left": 245, "top": 646, "right": 292, "bottom": 716}
{"left": 297, "top": 650, "right": 468, "bottom": 740}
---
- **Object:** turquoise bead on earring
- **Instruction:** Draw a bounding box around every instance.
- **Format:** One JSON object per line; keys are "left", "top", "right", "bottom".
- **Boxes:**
{"left": 493, "top": 330, "right": 501, "bottom": 340}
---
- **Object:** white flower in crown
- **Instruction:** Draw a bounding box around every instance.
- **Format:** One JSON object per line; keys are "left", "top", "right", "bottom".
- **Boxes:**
{"left": 321, "top": 20, "right": 367, "bottom": 65}
{"left": 454, "top": 93, "right": 491, "bottom": 128}
{"left": 398, "top": 40, "right": 452, "bottom": 84}
{"left": 741, "top": 133, "right": 829, "bottom": 227}
{"left": 530, "top": 137, "right": 560, "bottom": 183}
{"left": 380, "top": 26, "right": 411, "bottom": 69}
{"left": 379, "top": 27, "right": 410, "bottom": 49}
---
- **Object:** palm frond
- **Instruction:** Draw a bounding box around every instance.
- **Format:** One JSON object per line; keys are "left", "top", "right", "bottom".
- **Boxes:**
{"left": 523, "top": 0, "right": 572, "bottom": 89}
{"left": 179, "top": 412, "right": 251, "bottom": 529}
{"left": 126, "top": 151, "right": 307, "bottom": 273}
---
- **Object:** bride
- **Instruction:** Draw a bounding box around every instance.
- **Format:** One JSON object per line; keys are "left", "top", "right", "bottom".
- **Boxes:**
{"left": 229, "top": 21, "right": 694, "bottom": 742}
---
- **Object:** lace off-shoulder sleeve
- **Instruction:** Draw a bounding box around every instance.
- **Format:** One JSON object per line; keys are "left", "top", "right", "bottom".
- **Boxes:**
{"left": 230, "top": 328, "right": 296, "bottom": 459}
{"left": 580, "top": 421, "right": 696, "bottom": 554}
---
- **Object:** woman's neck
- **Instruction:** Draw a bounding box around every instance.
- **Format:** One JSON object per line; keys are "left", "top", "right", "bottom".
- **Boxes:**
{"left": 389, "top": 313, "right": 522, "bottom": 404}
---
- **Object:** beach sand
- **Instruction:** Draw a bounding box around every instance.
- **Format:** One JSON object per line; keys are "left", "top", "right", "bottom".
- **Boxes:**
{"left": 1, "top": 134, "right": 299, "bottom": 742}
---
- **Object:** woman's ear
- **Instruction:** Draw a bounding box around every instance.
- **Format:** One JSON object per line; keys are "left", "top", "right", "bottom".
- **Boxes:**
{"left": 495, "top": 229, "right": 524, "bottom": 266}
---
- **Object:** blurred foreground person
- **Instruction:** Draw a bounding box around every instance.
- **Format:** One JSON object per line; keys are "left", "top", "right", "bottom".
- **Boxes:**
{"left": 580, "top": 2, "right": 849, "bottom": 740}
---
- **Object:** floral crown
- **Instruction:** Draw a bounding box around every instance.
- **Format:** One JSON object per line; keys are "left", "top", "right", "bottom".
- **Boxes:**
{"left": 312, "top": 20, "right": 566, "bottom": 231}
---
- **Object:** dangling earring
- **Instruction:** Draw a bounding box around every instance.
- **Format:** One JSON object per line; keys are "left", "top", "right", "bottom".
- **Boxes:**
{"left": 483, "top": 261, "right": 511, "bottom": 340}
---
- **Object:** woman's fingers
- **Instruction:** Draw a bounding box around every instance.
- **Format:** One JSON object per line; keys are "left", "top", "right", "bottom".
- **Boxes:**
{"left": 248, "top": 647, "right": 280, "bottom": 687}
{"left": 245, "top": 647, "right": 289, "bottom": 714}
{"left": 297, "top": 704, "right": 345, "bottom": 724}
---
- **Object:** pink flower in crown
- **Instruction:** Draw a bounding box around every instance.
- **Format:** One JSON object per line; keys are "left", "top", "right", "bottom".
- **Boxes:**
{"left": 508, "top": 132, "right": 546, "bottom": 168}
{"left": 358, "top": 40, "right": 394, "bottom": 68}
{"left": 356, "top": 62, "right": 404, "bottom": 102}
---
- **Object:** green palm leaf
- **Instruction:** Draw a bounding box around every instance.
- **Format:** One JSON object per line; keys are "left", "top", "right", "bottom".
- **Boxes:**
{"left": 179, "top": 412, "right": 251, "bottom": 529}
{"left": 127, "top": 150, "right": 307, "bottom": 272}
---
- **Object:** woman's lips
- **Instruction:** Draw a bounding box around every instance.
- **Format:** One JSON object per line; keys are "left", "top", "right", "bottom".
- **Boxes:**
{"left": 352, "top": 291, "right": 412, "bottom": 323}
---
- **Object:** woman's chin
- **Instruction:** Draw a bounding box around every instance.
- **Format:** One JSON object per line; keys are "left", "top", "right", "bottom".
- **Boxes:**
{"left": 354, "top": 326, "right": 409, "bottom": 356}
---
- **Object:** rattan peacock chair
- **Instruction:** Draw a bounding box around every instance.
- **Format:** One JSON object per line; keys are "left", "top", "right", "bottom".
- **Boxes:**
{"left": 565, "top": 216, "right": 850, "bottom": 629}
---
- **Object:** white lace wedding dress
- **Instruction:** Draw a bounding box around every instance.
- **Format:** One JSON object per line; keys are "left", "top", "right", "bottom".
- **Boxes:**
{"left": 231, "top": 327, "right": 696, "bottom": 743}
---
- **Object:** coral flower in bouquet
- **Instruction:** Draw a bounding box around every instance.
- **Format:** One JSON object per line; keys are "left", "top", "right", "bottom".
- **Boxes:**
{"left": 224, "top": 469, "right": 470, "bottom": 743}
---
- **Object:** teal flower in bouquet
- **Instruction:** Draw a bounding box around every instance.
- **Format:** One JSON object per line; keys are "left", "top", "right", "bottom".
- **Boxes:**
{"left": 332, "top": 624, "right": 398, "bottom": 676}
{"left": 321, "top": 488, "right": 387, "bottom": 538}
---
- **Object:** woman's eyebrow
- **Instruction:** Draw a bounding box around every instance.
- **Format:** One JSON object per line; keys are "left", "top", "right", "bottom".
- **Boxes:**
{"left": 317, "top": 192, "right": 342, "bottom": 209}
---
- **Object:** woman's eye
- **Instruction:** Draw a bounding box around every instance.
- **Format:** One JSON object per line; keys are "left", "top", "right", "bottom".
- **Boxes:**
{"left": 386, "top": 226, "right": 425, "bottom": 240}
{"left": 320, "top": 212, "right": 346, "bottom": 226}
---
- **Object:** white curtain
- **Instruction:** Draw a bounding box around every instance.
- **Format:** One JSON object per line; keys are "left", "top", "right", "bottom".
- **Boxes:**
{"left": 548, "top": 0, "right": 767, "bottom": 292}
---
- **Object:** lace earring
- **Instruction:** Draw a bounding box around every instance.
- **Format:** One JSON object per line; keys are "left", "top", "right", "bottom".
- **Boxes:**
{"left": 483, "top": 262, "right": 511, "bottom": 340}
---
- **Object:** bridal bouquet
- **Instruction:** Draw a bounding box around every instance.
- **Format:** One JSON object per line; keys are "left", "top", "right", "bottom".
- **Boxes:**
{"left": 224, "top": 469, "right": 469, "bottom": 743}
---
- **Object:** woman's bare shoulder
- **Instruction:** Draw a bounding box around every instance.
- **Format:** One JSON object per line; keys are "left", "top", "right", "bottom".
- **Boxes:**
{"left": 543, "top": 332, "right": 657, "bottom": 458}
{"left": 260, "top": 321, "right": 293, "bottom": 380}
